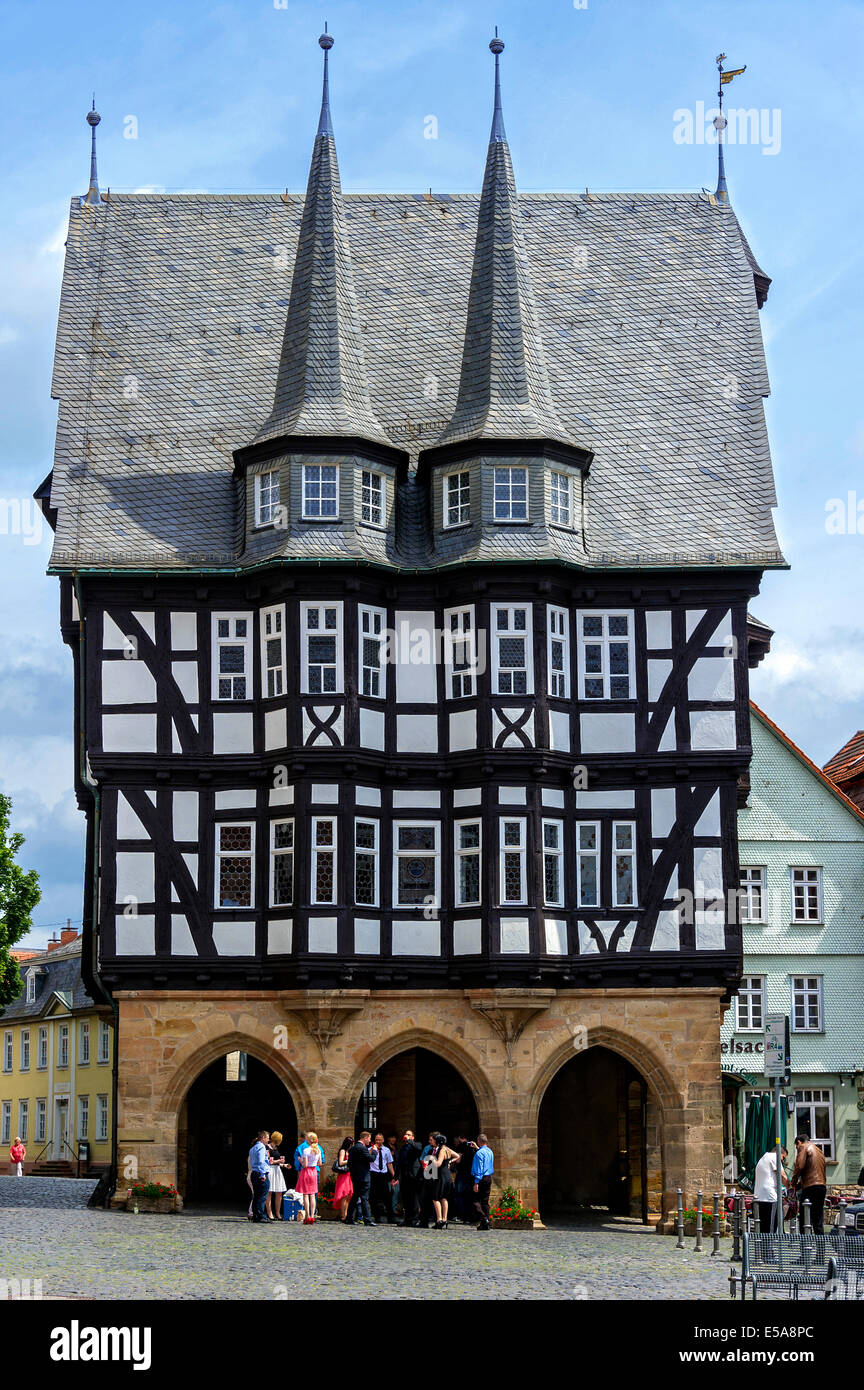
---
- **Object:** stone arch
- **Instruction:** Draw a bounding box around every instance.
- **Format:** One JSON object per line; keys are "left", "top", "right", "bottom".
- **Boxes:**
{"left": 338, "top": 1026, "right": 502, "bottom": 1136}
{"left": 162, "top": 1030, "right": 316, "bottom": 1127}
{"left": 528, "top": 1024, "right": 682, "bottom": 1129}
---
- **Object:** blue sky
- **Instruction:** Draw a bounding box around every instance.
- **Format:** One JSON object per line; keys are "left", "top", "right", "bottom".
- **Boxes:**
{"left": 2, "top": 0, "right": 862, "bottom": 945}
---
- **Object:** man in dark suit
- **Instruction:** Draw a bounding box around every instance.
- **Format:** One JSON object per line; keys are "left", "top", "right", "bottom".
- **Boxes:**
{"left": 396, "top": 1130, "right": 423, "bottom": 1227}
{"left": 346, "top": 1132, "right": 376, "bottom": 1226}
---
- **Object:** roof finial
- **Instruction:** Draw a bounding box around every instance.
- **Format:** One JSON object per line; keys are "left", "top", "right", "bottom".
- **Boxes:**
{"left": 82, "top": 97, "right": 104, "bottom": 207}
{"left": 489, "top": 29, "right": 506, "bottom": 144}
{"left": 714, "top": 53, "right": 746, "bottom": 204}
{"left": 317, "top": 24, "right": 334, "bottom": 139}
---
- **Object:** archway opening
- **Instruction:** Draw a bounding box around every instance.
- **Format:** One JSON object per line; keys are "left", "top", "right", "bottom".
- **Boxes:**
{"left": 354, "top": 1047, "right": 479, "bottom": 1147}
{"left": 179, "top": 1051, "right": 298, "bottom": 1203}
{"left": 538, "top": 1045, "right": 659, "bottom": 1224}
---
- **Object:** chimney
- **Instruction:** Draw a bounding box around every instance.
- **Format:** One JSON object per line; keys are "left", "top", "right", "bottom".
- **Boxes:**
{"left": 60, "top": 919, "right": 78, "bottom": 946}
{"left": 46, "top": 933, "right": 62, "bottom": 952}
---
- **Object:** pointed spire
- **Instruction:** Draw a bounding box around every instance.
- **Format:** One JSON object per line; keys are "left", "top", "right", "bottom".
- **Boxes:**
{"left": 254, "top": 30, "right": 397, "bottom": 452}
{"left": 715, "top": 55, "right": 729, "bottom": 203}
{"left": 81, "top": 98, "right": 105, "bottom": 207}
{"left": 427, "top": 36, "right": 586, "bottom": 455}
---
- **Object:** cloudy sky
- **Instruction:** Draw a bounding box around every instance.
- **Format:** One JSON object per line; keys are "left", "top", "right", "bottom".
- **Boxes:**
{"left": 2, "top": 0, "right": 862, "bottom": 945}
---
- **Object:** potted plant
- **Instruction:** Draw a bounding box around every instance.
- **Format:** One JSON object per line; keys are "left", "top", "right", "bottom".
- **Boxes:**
{"left": 681, "top": 1206, "right": 729, "bottom": 1237}
{"left": 490, "top": 1185, "right": 542, "bottom": 1230}
{"left": 125, "top": 1180, "right": 181, "bottom": 1213}
{"left": 315, "top": 1172, "right": 339, "bottom": 1220}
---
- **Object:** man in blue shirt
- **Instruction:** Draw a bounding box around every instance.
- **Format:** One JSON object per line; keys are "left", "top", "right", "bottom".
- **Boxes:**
{"left": 471, "top": 1133, "right": 495, "bottom": 1231}
{"left": 249, "top": 1130, "right": 271, "bottom": 1224}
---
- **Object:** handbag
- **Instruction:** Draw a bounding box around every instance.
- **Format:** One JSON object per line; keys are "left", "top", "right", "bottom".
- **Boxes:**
{"left": 333, "top": 1156, "right": 349, "bottom": 1174}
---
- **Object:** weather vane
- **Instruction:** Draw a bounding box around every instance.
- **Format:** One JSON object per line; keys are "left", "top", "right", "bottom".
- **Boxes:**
{"left": 714, "top": 53, "right": 747, "bottom": 204}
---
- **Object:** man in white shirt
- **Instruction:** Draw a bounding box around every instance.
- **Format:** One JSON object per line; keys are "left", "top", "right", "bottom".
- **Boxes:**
{"left": 369, "top": 1131, "right": 396, "bottom": 1224}
{"left": 753, "top": 1146, "right": 788, "bottom": 1233}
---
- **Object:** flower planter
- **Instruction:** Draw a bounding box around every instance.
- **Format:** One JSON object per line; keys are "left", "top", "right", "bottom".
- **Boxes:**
{"left": 125, "top": 1194, "right": 181, "bottom": 1214}
{"left": 490, "top": 1217, "right": 543, "bottom": 1230}
{"left": 315, "top": 1203, "right": 340, "bottom": 1221}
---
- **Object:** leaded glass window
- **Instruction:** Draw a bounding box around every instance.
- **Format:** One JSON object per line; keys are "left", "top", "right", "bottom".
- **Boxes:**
{"left": 455, "top": 820, "right": 481, "bottom": 907}
{"left": 354, "top": 819, "right": 379, "bottom": 906}
{"left": 394, "top": 823, "right": 439, "bottom": 908}
{"left": 270, "top": 819, "right": 294, "bottom": 906}
{"left": 217, "top": 822, "right": 254, "bottom": 907}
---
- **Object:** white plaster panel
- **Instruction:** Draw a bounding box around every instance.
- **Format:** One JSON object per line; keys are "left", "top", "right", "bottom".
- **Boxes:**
{"left": 393, "top": 790, "right": 441, "bottom": 809}
{"left": 213, "top": 712, "right": 254, "bottom": 754}
{"left": 688, "top": 657, "right": 734, "bottom": 702}
{"left": 658, "top": 712, "right": 676, "bottom": 751}
{"left": 308, "top": 917, "right": 338, "bottom": 952}
{"left": 359, "top": 706, "right": 385, "bottom": 750}
{"left": 171, "top": 915, "right": 196, "bottom": 955}
{"left": 695, "top": 909, "right": 726, "bottom": 950}
{"left": 705, "top": 611, "right": 732, "bottom": 647}
{"left": 694, "top": 846, "right": 724, "bottom": 899}
{"left": 131, "top": 611, "right": 156, "bottom": 641}
{"left": 115, "top": 852, "right": 155, "bottom": 903}
{"left": 102, "top": 613, "right": 128, "bottom": 650}
{"left": 396, "top": 714, "right": 438, "bottom": 753}
{"left": 544, "top": 918, "right": 568, "bottom": 955}
{"left": 645, "top": 610, "right": 672, "bottom": 649}
{"left": 268, "top": 919, "right": 293, "bottom": 955}
{"left": 181, "top": 853, "right": 198, "bottom": 886}
{"left": 394, "top": 611, "right": 437, "bottom": 702}
{"left": 171, "top": 612, "right": 198, "bottom": 649}
{"left": 265, "top": 707, "right": 287, "bottom": 751}
{"left": 392, "top": 920, "right": 440, "bottom": 955}
{"left": 576, "top": 790, "right": 636, "bottom": 810}
{"left": 101, "top": 660, "right": 156, "bottom": 705}
{"left": 172, "top": 790, "right": 198, "bottom": 842}
{"left": 102, "top": 714, "right": 158, "bottom": 753}
{"left": 651, "top": 788, "right": 677, "bottom": 838}
{"left": 311, "top": 784, "right": 339, "bottom": 804}
{"left": 117, "top": 793, "right": 149, "bottom": 841}
{"left": 579, "top": 713, "right": 635, "bottom": 753}
{"left": 577, "top": 921, "right": 599, "bottom": 955}
{"left": 115, "top": 914, "right": 155, "bottom": 956}
{"left": 548, "top": 709, "right": 571, "bottom": 751}
{"left": 685, "top": 609, "right": 707, "bottom": 638}
{"left": 453, "top": 788, "right": 481, "bottom": 808}
{"left": 213, "top": 921, "right": 256, "bottom": 955}
{"left": 500, "top": 917, "right": 530, "bottom": 953}
{"left": 215, "top": 789, "right": 256, "bottom": 810}
{"left": 449, "top": 709, "right": 476, "bottom": 752}
{"left": 690, "top": 711, "right": 737, "bottom": 750}
{"left": 269, "top": 785, "right": 294, "bottom": 807}
{"left": 354, "top": 918, "right": 380, "bottom": 954}
{"left": 695, "top": 790, "right": 722, "bottom": 839}
{"left": 171, "top": 661, "right": 199, "bottom": 703}
{"left": 647, "top": 659, "right": 673, "bottom": 702}
{"left": 652, "top": 910, "right": 681, "bottom": 951}
{"left": 498, "top": 787, "right": 526, "bottom": 804}
{"left": 453, "top": 919, "right": 482, "bottom": 955}
{"left": 541, "top": 788, "right": 566, "bottom": 808}
{"left": 355, "top": 786, "right": 382, "bottom": 807}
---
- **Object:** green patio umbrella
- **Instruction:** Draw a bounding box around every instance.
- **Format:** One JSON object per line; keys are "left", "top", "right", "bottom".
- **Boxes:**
{"left": 741, "top": 1092, "right": 765, "bottom": 1190}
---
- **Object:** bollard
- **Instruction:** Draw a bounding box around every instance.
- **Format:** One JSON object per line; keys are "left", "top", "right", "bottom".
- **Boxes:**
{"left": 675, "top": 1187, "right": 685, "bottom": 1250}
{"left": 802, "top": 1198, "right": 812, "bottom": 1235}
{"left": 694, "top": 1188, "right": 704, "bottom": 1253}
{"left": 731, "top": 1193, "right": 742, "bottom": 1262}
{"left": 837, "top": 1199, "right": 847, "bottom": 1250}
{"left": 711, "top": 1192, "right": 721, "bottom": 1256}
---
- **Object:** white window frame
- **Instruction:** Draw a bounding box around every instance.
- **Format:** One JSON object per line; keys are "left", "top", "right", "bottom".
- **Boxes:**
{"left": 739, "top": 867, "right": 766, "bottom": 924}
{"left": 97, "top": 1094, "right": 109, "bottom": 1142}
{"left": 354, "top": 818, "right": 380, "bottom": 908}
{"left": 18, "top": 1099, "right": 28, "bottom": 1143}
{"left": 549, "top": 470, "right": 573, "bottom": 527}
{"left": 300, "top": 601, "right": 344, "bottom": 696}
{"left": 542, "top": 819, "right": 564, "bottom": 908}
{"left": 254, "top": 469, "right": 280, "bottom": 527}
{"left": 26, "top": 971, "right": 36, "bottom": 1003}
{"left": 359, "top": 605, "right": 387, "bottom": 699}
{"left": 547, "top": 605, "right": 570, "bottom": 699}
{"left": 444, "top": 605, "right": 478, "bottom": 700}
{"left": 2, "top": 1032, "right": 11, "bottom": 1073}
{"left": 791, "top": 975, "right": 823, "bottom": 1032}
{"left": 37, "top": 1027, "right": 48, "bottom": 1070}
{"left": 311, "top": 817, "right": 338, "bottom": 906}
{"left": 302, "top": 463, "right": 339, "bottom": 520}
{"left": 58, "top": 1024, "right": 69, "bottom": 1069}
{"left": 215, "top": 821, "right": 255, "bottom": 909}
{"left": 393, "top": 821, "right": 441, "bottom": 910}
{"left": 211, "top": 612, "right": 253, "bottom": 702}
{"left": 98, "top": 1021, "right": 111, "bottom": 1065}
{"left": 444, "top": 471, "right": 470, "bottom": 528}
{"left": 577, "top": 610, "right": 635, "bottom": 700}
{"left": 793, "top": 1088, "right": 835, "bottom": 1160}
{"left": 35, "top": 1098, "right": 47, "bottom": 1143}
{"left": 260, "top": 604, "right": 287, "bottom": 699}
{"left": 1, "top": 1102, "right": 10, "bottom": 1146}
{"left": 454, "top": 819, "right": 482, "bottom": 908}
{"left": 78, "top": 1021, "right": 90, "bottom": 1066}
{"left": 360, "top": 470, "right": 385, "bottom": 528}
{"left": 790, "top": 867, "right": 823, "bottom": 924}
{"left": 491, "top": 603, "right": 534, "bottom": 697}
{"left": 78, "top": 1095, "right": 89, "bottom": 1141}
{"left": 576, "top": 821, "right": 601, "bottom": 908}
{"left": 499, "top": 817, "right": 527, "bottom": 906}
{"left": 493, "top": 466, "right": 529, "bottom": 522}
{"left": 270, "top": 818, "right": 294, "bottom": 908}
{"left": 735, "top": 975, "right": 765, "bottom": 1032}
{"left": 20, "top": 1030, "right": 30, "bottom": 1072}
{"left": 612, "top": 820, "right": 638, "bottom": 908}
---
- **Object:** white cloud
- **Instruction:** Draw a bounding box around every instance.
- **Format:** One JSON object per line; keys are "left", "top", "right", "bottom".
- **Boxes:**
{"left": 0, "top": 325, "right": 18, "bottom": 347}
{"left": 753, "top": 633, "right": 864, "bottom": 706}
{"left": 0, "top": 735, "right": 77, "bottom": 831}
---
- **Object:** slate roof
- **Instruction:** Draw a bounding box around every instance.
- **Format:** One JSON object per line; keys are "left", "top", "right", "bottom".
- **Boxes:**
{"left": 46, "top": 111, "right": 784, "bottom": 573}
{"left": 0, "top": 943, "right": 99, "bottom": 1021}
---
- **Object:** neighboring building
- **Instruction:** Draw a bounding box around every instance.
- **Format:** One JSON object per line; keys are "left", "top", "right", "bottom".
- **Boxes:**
{"left": 722, "top": 705, "right": 864, "bottom": 1189}
{"left": 0, "top": 930, "right": 113, "bottom": 1174}
{"left": 824, "top": 731, "right": 864, "bottom": 814}
{"left": 35, "top": 37, "right": 784, "bottom": 1218}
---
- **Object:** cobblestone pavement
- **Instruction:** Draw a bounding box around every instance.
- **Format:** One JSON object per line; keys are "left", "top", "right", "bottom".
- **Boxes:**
{"left": 0, "top": 1177, "right": 783, "bottom": 1301}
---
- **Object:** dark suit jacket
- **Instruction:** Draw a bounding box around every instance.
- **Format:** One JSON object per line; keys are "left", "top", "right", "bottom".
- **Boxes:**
{"left": 348, "top": 1141, "right": 373, "bottom": 1180}
{"left": 396, "top": 1140, "right": 423, "bottom": 1180}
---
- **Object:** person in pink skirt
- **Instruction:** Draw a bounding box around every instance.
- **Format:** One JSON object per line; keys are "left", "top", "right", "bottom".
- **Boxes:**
{"left": 333, "top": 1136, "right": 354, "bottom": 1222}
{"left": 296, "top": 1131, "right": 322, "bottom": 1224}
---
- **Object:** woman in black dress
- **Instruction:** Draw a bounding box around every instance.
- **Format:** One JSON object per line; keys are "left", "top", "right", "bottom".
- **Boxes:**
{"left": 424, "top": 1132, "right": 460, "bottom": 1229}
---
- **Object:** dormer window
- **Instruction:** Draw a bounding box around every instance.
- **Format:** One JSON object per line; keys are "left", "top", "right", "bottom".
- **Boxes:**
{"left": 445, "top": 471, "right": 470, "bottom": 527}
{"left": 493, "top": 466, "right": 528, "bottom": 521}
{"left": 550, "top": 471, "right": 572, "bottom": 527}
{"left": 254, "top": 470, "right": 280, "bottom": 526}
{"left": 25, "top": 971, "right": 37, "bottom": 1003}
{"left": 303, "top": 465, "right": 339, "bottom": 519}
{"left": 360, "top": 471, "right": 384, "bottom": 527}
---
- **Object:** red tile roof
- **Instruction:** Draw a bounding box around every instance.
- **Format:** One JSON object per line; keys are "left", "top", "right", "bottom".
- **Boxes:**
{"left": 823, "top": 731, "right": 864, "bottom": 786}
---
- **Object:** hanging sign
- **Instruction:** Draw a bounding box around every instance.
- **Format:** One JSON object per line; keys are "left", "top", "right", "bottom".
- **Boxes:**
{"left": 764, "top": 1014, "right": 790, "bottom": 1080}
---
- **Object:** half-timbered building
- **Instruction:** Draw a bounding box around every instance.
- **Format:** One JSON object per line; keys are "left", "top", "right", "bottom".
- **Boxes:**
{"left": 38, "top": 35, "right": 784, "bottom": 1219}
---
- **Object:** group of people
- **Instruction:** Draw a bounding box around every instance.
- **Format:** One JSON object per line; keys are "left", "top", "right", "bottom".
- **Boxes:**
{"left": 248, "top": 1128, "right": 495, "bottom": 1230}
{"left": 752, "top": 1133, "right": 832, "bottom": 1233}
